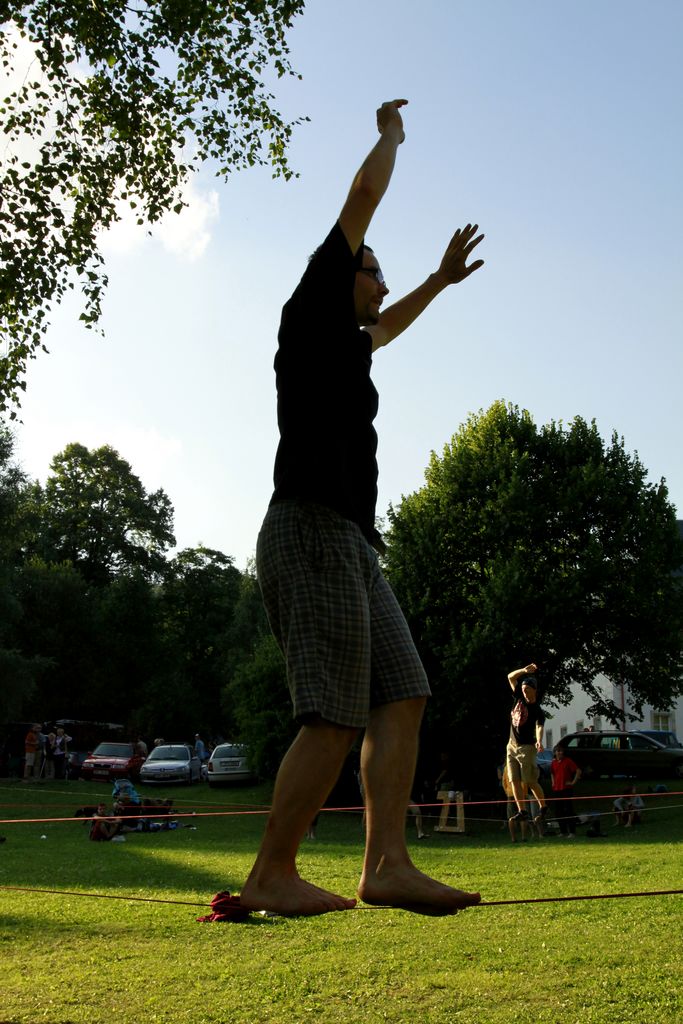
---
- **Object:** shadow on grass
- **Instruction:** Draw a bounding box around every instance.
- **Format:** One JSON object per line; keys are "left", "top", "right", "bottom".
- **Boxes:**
{"left": 0, "top": 806, "right": 369, "bottom": 913}
{"left": 0, "top": 813, "right": 264, "bottom": 896}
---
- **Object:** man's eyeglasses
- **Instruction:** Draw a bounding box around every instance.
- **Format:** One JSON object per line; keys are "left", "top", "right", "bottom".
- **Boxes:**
{"left": 357, "top": 266, "right": 386, "bottom": 286}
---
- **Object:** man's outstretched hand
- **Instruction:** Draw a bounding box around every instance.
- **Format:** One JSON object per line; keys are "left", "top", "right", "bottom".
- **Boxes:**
{"left": 438, "top": 224, "right": 485, "bottom": 284}
{"left": 377, "top": 99, "right": 408, "bottom": 143}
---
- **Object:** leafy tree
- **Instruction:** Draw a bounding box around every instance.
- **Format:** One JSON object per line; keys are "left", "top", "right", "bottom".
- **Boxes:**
{"left": 0, "top": 424, "right": 38, "bottom": 718}
{"left": 155, "top": 546, "right": 242, "bottom": 734}
{"left": 221, "top": 560, "right": 270, "bottom": 673}
{"left": 10, "top": 556, "right": 98, "bottom": 721}
{"left": 89, "top": 570, "right": 166, "bottom": 722}
{"left": 218, "top": 566, "right": 292, "bottom": 775}
{"left": 224, "top": 630, "right": 291, "bottom": 778}
{"left": 0, "top": 423, "right": 28, "bottom": 560}
{"left": 1, "top": 436, "right": 174, "bottom": 723}
{"left": 386, "top": 401, "right": 683, "bottom": 778}
{"left": 26, "top": 442, "right": 175, "bottom": 584}
{"left": 0, "top": 0, "right": 306, "bottom": 413}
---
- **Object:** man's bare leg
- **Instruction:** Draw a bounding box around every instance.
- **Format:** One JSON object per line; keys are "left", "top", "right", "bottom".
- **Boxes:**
{"left": 240, "top": 718, "right": 359, "bottom": 916}
{"left": 510, "top": 778, "right": 528, "bottom": 814}
{"left": 357, "top": 698, "right": 481, "bottom": 915}
{"left": 529, "top": 779, "right": 546, "bottom": 810}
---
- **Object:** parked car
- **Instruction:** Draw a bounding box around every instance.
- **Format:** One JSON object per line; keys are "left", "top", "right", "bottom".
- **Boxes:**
{"left": 630, "top": 730, "right": 682, "bottom": 749}
{"left": 536, "top": 748, "right": 553, "bottom": 779}
{"left": 560, "top": 730, "right": 683, "bottom": 779}
{"left": 207, "top": 743, "right": 255, "bottom": 786}
{"left": 139, "top": 744, "right": 201, "bottom": 785}
{"left": 80, "top": 742, "right": 146, "bottom": 781}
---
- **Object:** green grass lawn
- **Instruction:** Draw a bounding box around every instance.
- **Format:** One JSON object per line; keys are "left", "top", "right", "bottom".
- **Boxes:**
{"left": 1, "top": 777, "right": 681, "bottom": 1024}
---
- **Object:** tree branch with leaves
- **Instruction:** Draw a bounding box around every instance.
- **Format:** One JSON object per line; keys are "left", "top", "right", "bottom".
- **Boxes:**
{"left": 0, "top": 0, "right": 306, "bottom": 414}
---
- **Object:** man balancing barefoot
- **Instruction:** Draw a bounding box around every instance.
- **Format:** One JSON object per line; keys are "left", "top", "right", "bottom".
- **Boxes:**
{"left": 240, "top": 99, "right": 484, "bottom": 917}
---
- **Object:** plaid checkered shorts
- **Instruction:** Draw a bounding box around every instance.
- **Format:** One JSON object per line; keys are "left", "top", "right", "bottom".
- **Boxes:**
{"left": 256, "top": 500, "right": 431, "bottom": 728}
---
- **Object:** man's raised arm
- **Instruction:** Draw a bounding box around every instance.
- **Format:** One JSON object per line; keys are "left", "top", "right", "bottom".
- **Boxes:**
{"left": 507, "top": 663, "right": 538, "bottom": 692}
{"left": 338, "top": 100, "right": 407, "bottom": 256}
{"left": 367, "top": 224, "right": 485, "bottom": 353}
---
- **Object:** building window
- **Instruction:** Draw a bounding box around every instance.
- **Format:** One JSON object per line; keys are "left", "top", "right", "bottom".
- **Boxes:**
{"left": 576, "top": 720, "right": 584, "bottom": 732}
{"left": 560, "top": 725, "right": 568, "bottom": 738}
{"left": 545, "top": 729, "right": 553, "bottom": 749}
{"left": 652, "top": 711, "right": 672, "bottom": 730}
{"left": 592, "top": 717, "right": 602, "bottom": 731}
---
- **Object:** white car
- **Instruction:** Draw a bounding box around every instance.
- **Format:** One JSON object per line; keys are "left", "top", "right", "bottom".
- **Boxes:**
{"left": 207, "top": 743, "right": 255, "bottom": 786}
{"left": 139, "top": 744, "right": 201, "bottom": 785}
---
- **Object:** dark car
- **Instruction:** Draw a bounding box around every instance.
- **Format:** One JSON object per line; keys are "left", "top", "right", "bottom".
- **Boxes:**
{"left": 80, "top": 742, "right": 146, "bottom": 781}
{"left": 631, "top": 729, "right": 682, "bottom": 749}
{"left": 560, "top": 730, "right": 683, "bottom": 779}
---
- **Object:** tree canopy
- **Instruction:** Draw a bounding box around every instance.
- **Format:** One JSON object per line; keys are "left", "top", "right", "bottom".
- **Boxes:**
{"left": 25, "top": 442, "right": 175, "bottom": 583}
{"left": 0, "top": 424, "right": 37, "bottom": 720}
{"left": 0, "top": 430, "right": 273, "bottom": 750}
{"left": 0, "top": 0, "right": 306, "bottom": 414}
{"left": 221, "top": 570, "right": 290, "bottom": 777}
{"left": 386, "top": 401, "right": 683, "bottom": 773}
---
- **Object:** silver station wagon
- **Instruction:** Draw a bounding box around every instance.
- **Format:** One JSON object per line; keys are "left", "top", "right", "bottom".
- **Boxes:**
{"left": 207, "top": 743, "right": 255, "bottom": 786}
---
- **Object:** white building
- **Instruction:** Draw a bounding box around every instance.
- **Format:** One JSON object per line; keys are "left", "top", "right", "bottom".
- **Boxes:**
{"left": 543, "top": 674, "right": 683, "bottom": 750}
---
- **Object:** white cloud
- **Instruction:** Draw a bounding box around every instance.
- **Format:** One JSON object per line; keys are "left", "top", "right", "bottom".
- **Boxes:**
{"left": 156, "top": 181, "right": 220, "bottom": 261}
{"left": 100, "top": 178, "right": 219, "bottom": 261}
{"left": 2, "top": 25, "right": 219, "bottom": 263}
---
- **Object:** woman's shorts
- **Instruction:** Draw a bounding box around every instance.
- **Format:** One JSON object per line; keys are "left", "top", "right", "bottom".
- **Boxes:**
{"left": 256, "top": 501, "right": 430, "bottom": 728}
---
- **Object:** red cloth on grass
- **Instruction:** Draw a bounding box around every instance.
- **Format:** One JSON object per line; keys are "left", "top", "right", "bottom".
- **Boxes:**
{"left": 197, "top": 891, "right": 250, "bottom": 923}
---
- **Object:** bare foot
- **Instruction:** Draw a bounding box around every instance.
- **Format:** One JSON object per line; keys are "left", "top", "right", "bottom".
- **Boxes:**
{"left": 240, "top": 871, "right": 357, "bottom": 917}
{"left": 358, "top": 860, "right": 481, "bottom": 916}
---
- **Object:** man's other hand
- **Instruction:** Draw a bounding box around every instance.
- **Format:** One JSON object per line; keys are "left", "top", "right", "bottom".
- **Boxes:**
{"left": 438, "top": 224, "right": 485, "bottom": 284}
{"left": 377, "top": 99, "right": 408, "bottom": 143}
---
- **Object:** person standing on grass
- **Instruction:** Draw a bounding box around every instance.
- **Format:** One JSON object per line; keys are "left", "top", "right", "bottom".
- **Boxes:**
{"left": 550, "top": 745, "right": 581, "bottom": 837}
{"left": 52, "top": 726, "right": 71, "bottom": 780}
{"left": 135, "top": 736, "right": 149, "bottom": 758}
{"left": 239, "top": 98, "right": 484, "bottom": 918}
{"left": 22, "top": 723, "right": 42, "bottom": 781}
{"left": 506, "top": 663, "right": 548, "bottom": 825}
{"left": 44, "top": 732, "right": 56, "bottom": 781}
{"left": 194, "top": 734, "right": 208, "bottom": 766}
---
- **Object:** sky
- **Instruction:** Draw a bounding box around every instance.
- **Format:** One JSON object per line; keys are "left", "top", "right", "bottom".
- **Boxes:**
{"left": 8, "top": 0, "right": 683, "bottom": 571}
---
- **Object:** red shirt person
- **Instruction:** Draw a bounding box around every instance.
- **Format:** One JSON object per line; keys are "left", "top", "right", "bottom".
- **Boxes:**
{"left": 550, "top": 746, "right": 582, "bottom": 836}
{"left": 23, "top": 724, "right": 42, "bottom": 781}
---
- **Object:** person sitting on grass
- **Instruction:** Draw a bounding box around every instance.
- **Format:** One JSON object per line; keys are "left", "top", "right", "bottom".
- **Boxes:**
{"left": 89, "top": 803, "right": 123, "bottom": 842}
{"left": 112, "top": 778, "right": 142, "bottom": 826}
{"left": 613, "top": 785, "right": 645, "bottom": 828}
